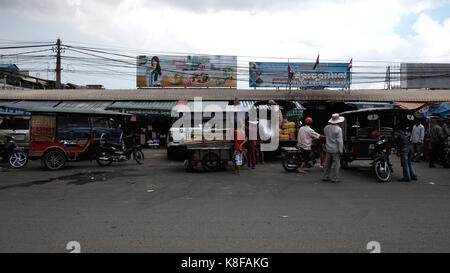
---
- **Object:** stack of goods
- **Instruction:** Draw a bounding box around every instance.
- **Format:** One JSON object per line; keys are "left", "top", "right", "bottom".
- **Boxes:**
{"left": 280, "top": 122, "right": 296, "bottom": 141}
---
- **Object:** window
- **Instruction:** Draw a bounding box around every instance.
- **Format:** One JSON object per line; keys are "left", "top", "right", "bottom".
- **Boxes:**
{"left": 0, "top": 117, "right": 30, "bottom": 130}
{"left": 92, "top": 117, "right": 109, "bottom": 128}
{"left": 57, "top": 116, "right": 90, "bottom": 129}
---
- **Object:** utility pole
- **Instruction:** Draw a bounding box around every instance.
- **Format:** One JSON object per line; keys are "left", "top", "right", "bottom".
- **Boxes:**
{"left": 55, "top": 38, "right": 62, "bottom": 89}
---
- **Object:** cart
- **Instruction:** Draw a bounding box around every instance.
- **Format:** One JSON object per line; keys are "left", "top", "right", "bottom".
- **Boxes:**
{"left": 184, "top": 140, "right": 247, "bottom": 172}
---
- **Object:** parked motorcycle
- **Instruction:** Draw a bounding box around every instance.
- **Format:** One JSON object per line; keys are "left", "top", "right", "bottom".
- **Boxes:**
{"left": 369, "top": 138, "right": 393, "bottom": 182}
{"left": 96, "top": 135, "right": 144, "bottom": 166}
{"left": 0, "top": 135, "right": 28, "bottom": 169}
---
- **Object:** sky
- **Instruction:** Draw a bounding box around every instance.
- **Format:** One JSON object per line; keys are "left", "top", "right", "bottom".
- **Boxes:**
{"left": 1, "top": 0, "right": 450, "bottom": 89}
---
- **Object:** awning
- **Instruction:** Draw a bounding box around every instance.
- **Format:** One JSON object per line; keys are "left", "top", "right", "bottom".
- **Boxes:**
{"left": 56, "top": 101, "right": 113, "bottom": 110}
{"left": 394, "top": 102, "right": 426, "bottom": 110}
{"left": 107, "top": 101, "right": 178, "bottom": 116}
{"left": 345, "top": 102, "right": 397, "bottom": 109}
{"left": 25, "top": 106, "right": 130, "bottom": 116}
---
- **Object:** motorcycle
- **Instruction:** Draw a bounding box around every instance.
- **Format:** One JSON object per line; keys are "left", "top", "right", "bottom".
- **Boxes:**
{"left": 96, "top": 135, "right": 144, "bottom": 167}
{"left": 282, "top": 139, "right": 324, "bottom": 172}
{"left": 369, "top": 138, "right": 393, "bottom": 182}
{"left": 0, "top": 135, "right": 28, "bottom": 169}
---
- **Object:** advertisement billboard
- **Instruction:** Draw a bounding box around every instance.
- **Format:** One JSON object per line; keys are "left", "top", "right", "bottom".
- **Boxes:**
{"left": 249, "top": 62, "right": 351, "bottom": 89}
{"left": 137, "top": 55, "right": 237, "bottom": 88}
{"left": 400, "top": 63, "right": 450, "bottom": 89}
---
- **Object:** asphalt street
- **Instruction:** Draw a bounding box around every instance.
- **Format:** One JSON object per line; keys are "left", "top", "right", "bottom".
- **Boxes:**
{"left": 0, "top": 148, "right": 449, "bottom": 252}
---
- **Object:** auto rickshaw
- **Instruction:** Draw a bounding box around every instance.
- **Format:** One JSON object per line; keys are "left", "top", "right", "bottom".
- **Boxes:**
{"left": 25, "top": 107, "right": 130, "bottom": 170}
{"left": 339, "top": 107, "right": 415, "bottom": 182}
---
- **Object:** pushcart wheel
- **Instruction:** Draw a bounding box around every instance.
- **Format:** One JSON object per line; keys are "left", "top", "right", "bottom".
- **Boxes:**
{"left": 201, "top": 152, "right": 220, "bottom": 171}
{"left": 185, "top": 162, "right": 195, "bottom": 172}
{"left": 43, "top": 149, "right": 66, "bottom": 171}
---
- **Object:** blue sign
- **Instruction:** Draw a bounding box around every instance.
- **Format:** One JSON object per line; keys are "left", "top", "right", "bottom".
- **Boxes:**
{"left": 249, "top": 62, "right": 351, "bottom": 89}
{"left": 0, "top": 106, "right": 30, "bottom": 116}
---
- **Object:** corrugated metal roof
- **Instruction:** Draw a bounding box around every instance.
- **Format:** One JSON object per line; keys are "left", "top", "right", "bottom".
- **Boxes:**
{"left": 56, "top": 101, "right": 113, "bottom": 110}
{"left": 14, "top": 100, "right": 59, "bottom": 108}
{"left": 0, "top": 89, "right": 449, "bottom": 102}
{"left": 108, "top": 101, "right": 178, "bottom": 111}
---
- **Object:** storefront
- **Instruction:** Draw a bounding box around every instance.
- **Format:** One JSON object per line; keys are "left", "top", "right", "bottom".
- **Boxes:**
{"left": 107, "top": 101, "right": 179, "bottom": 146}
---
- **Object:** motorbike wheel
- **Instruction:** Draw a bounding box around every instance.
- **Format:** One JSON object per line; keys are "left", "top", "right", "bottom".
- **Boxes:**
{"left": 96, "top": 151, "right": 113, "bottom": 167}
{"left": 43, "top": 150, "right": 66, "bottom": 171}
{"left": 8, "top": 151, "right": 28, "bottom": 169}
{"left": 373, "top": 159, "right": 391, "bottom": 182}
{"left": 133, "top": 149, "right": 145, "bottom": 165}
{"left": 282, "top": 156, "right": 299, "bottom": 172}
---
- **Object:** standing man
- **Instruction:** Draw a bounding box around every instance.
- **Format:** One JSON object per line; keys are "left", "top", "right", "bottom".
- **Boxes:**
{"left": 297, "top": 117, "right": 322, "bottom": 174}
{"left": 429, "top": 118, "right": 448, "bottom": 168}
{"left": 323, "top": 113, "right": 344, "bottom": 183}
{"left": 247, "top": 120, "right": 258, "bottom": 169}
{"left": 394, "top": 125, "right": 417, "bottom": 182}
{"left": 410, "top": 119, "right": 425, "bottom": 162}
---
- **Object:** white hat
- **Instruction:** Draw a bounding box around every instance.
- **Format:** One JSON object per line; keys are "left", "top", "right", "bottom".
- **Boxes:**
{"left": 329, "top": 113, "right": 345, "bottom": 124}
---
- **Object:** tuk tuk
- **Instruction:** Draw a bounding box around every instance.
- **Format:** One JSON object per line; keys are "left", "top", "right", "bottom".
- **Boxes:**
{"left": 339, "top": 107, "right": 415, "bottom": 181}
{"left": 26, "top": 107, "right": 130, "bottom": 170}
{"left": 0, "top": 108, "right": 29, "bottom": 168}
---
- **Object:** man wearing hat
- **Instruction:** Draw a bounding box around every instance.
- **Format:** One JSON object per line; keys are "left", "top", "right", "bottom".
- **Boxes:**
{"left": 323, "top": 113, "right": 345, "bottom": 183}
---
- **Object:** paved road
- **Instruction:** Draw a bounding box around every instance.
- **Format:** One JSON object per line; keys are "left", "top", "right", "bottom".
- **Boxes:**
{"left": 0, "top": 149, "right": 449, "bottom": 252}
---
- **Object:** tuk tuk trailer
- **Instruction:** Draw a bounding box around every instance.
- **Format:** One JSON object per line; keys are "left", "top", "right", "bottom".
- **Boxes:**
{"left": 26, "top": 107, "right": 130, "bottom": 171}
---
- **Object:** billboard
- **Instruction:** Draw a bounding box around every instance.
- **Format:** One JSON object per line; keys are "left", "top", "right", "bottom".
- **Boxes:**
{"left": 137, "top": 55, "right": 237, "bottom": 88}
{"left": 249, "top": 62, "right": 351, "bottom": 89}
{"left": 400, "top": 63, "right": 450, "bottom": 89}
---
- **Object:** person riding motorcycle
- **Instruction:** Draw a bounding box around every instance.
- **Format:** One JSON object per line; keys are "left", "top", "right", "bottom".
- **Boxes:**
{"left": 297, "top": 117, "right": 323, "bottom": 174}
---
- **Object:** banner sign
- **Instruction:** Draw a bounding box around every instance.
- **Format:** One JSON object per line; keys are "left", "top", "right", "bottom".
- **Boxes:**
{"left": 137, "top": 55, "right": 237, "bottom": 88}
{"left": 249, "top": 62, "right": 351, "bottom": 88}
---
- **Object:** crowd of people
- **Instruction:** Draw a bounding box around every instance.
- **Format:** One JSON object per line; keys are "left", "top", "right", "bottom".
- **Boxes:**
{"left": 231, "top": 103, "right": 449, "bottom": 182}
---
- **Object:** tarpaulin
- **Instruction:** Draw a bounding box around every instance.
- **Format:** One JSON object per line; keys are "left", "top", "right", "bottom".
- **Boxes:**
{"left": 415, "top": 102, "right": 450, "bottom": 118}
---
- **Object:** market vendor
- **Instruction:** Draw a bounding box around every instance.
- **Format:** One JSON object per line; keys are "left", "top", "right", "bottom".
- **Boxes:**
{"left": 268, "top": 100, "right": 283, "bottom": 128}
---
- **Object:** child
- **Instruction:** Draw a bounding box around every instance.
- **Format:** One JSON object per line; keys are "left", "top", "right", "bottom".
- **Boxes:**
{"left": 234, "top": 127, "right": 247, "bottom": 175}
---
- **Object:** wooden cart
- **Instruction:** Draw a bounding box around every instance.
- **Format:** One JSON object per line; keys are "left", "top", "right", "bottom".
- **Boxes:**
{"left": 184, "top": 140, "right": 247, "bottom": 172}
